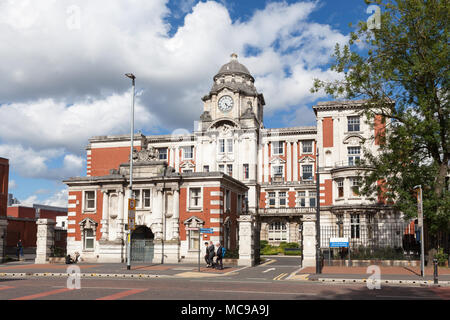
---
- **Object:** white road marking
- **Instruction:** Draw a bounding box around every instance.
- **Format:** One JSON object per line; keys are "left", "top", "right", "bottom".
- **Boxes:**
{"left": 201, "top": 289, "right": 317, "bottom": 296}
{"left": 263, "top": 268, "right": 276, "bottom": 273}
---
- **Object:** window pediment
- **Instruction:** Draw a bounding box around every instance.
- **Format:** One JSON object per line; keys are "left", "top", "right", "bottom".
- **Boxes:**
{"left": 183, "top": 216, "right": 205, "bottom": 228}
{"left": 299, "top": 156, "right": 315, "bottom": 163}
{"left": 269, "top": 156, "right": 286, "bottom": 164}
{"left": 343, "top": 134, "right": 364, "bottom": 146}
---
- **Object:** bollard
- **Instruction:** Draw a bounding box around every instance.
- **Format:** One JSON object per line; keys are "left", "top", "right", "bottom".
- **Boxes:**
{"left": 433, "top": 258, "right": 438, "bottom": 285}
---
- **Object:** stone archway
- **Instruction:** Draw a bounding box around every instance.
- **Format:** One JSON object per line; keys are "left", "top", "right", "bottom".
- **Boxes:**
{"left": 131, "top": 225, "right": 154, "bottom": 262}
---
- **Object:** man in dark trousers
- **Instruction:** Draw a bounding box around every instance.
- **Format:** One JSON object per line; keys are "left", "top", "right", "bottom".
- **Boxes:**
{"left": 204, "top": 242, "right": 210, "bottom": 267}
{"left": 208, "top": 241, "right": 215, "bottom": 268}
{"left": 215, "top": 242, "right": 224, "bottom": 270}
{"left": 16, "top": 239, "right": 24, "bottom": 260}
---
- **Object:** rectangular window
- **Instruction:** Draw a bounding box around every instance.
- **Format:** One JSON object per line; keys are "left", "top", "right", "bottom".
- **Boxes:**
{"left": 84, "top": 191, "right": 96, "bottom": 210}
{"left": 183, "top": 146, "right": 194, "bottom": 159}
{"left": 297, "top": 191, "right": 306, "bottom": 207}
{"left": 279, "top": 191, "right": 287, "bottom": 207}
{"left": 348, "top": 116, "right": 360, "bottom": 132}
{"left": 158, "top": 148, "right": 168, "bottom": 160}
{"left": 225, "top": 190, "right": 231, "bottom": 211}
{"left": 84, "top": 229, "right": 94, "bottom": 250}
{"left": 273, "top": 141, "right": 284, "bottom": 155}
{"left": 189, "top": 230, "right": 199, "bottom": 250}
{"left": 183, "top": 169, "right": 193, "bottom": 173}
{"left": 337, "top": 180, "right": 344, "bottom": 198}
{"left": 133, "top": 190, "right": 141, "bottom": 208}
{"left": 302, "top": 141, "right": 313, "bottom": 153}
{"left": 203, "top": 165, "right": 209, "bottom": 172}
{"left": 227, "top": 164, "right": 233, "bottom": 176}
{"left": 351, "top": 178, "right": 360, "bottom": 196}
{"left": 309, "top": 191, "right": 316, "bottom": 207}
{"left": 273, "top": 165, "right": 283, "bottom": 177}
{"left": 351, "top": 214, "right": 360, "bottom": 239}
{"left": 219, "top": 139, "right": 225, "bottom": 153}
{"left": 243, "top": 164, "right": 249, "bottom": 179}
{"left": 268, "top": 192, "right": 276, "bottom": 208}
{"left": 143, "top": 189, "right": 151, "bottom": 208}
{"left": 227, "top": 139, "right": 233, "bottom": 153}
{"left": 218, "top": 164, "right": 225, "bottom": 173}
{"left": 189, "top": 188, "right": 201, "bottom": 208}
{"left": 268, "top": 222, "right": 287, "bottom": 241}
{"left": 348, "top": 147, "right": 361, "bottom": 166}
{"left": 302, "top": 165, "right": 313, "bottom": 180}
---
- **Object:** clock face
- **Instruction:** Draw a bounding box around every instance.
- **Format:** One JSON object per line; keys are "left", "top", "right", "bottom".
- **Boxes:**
{"left": 218, "top": 95, "right": 233, "bottom": 112}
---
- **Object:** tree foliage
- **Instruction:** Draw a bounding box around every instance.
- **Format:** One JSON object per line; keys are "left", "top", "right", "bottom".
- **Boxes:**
{"left": 311, "top": 0, "right": 449, "bottom": 234}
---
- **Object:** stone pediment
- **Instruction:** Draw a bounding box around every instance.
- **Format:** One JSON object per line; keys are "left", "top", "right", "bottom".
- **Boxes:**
{"left": 180, "top": 161, "right": 195, "bottom": 168}
{"left": 343, "top": 134, "right": 364, "bottom": 146}
{"left": 183, "top": 216, "right": 205, "bottom": 228}
{"left": 269, "top": 156, "right": 286, "bottom": 164}
{"left": 79, "top": 218, "right": 98, "bottom": 230}
{"left": 217, "top": 154, "right": 234, "bottom": 163}
{"left": 299, "top": 156, "right": 315, "bottom": 163}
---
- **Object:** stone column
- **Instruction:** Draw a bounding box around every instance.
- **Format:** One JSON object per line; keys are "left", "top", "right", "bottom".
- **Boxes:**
{"left": 117, "top": 189, "right": 124, "bottom": 241}
{"left": 238, "top": 214, "right": 257, "bottom": 266}
{"left": 293, "top": 141, "right": 298, "bottom": 181}
{"left": 301, "top": 215, "right": 317, "bottom": 267}
{"left": 287, "top": 141, "right": 292, "bottom": 182}
{"left": 101, "top": 190, "right": 109, "bottom": 240}
{"left": 172, "top": 187, "right": 180, "bottom": 240}
{"left": 35, "top": 219, "right": 56, "bottom": 264}
{"left": 154, "top": 186, "right": 164, "bottom": 240}
{"left": 0, "top": 217, "right": 7, "bottom": 263}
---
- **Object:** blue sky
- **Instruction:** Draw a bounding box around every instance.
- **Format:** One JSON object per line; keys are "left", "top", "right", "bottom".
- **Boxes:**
{"left": 0, "top": 0, "right": 371, "bottom": 206}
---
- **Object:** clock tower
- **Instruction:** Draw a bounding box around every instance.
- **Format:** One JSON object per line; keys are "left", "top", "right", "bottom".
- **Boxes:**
{"left": 200, "top": 53, "right": 265, "bottom": 131}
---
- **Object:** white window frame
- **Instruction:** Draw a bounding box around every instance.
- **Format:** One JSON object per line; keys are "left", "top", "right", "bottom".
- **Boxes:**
{"left": 348, "top": 116, "right": 360, "bottom": 132}
{"left": 83, "top": 190, "right": 96, "bottom": 212}
{"left": 218, "top": 139, "right": 225, "bottom": 154}
{"left": 188, "top": 187, "right": 202, "bottom": 210}
{"left": 243, "top": 164, "right": 249, "bottom": 179}
{"left": 84, "top": 228, "right": 95, "bottom": 251}
{"left": 351, "top": 214, "right": 360, "bottom": 239}
{"left": 350, "top": 177, "right": 360, "bottom": 196}
{"left": 225, "top": 189, "right": 231, "bottom": 212}
{"left": 348, "top": 147, "right": 361, "bottom": 166}
{"left": 226, "top": 164, "right": 233, "bottom": 176}
{"left": 143, "top": 189, "right": 151, "bottom": 208}
{"left": 158, "top": 148, "right": 168, "bottom": 160}
{"left": 337, "top": 179, "right": 344, "bottom": 198}
{"left": 133, "top": 189, "right": 141, "bottom": 208}
{"left": 203, "top": 165, "right": 209, "bottom": 172}
{"left": 297, "top": 191, "right": 306, "bottom": 207}
{"left": 278, "top": 191, "right": 287, "bottom": 208}
{"left": 268, "top": 192, "right": 276, "bottom": 208}
{"left": 302, "top": 140, "right": 313, "bottom": 154}
{"left": 272, "top": 141, "right": 284, "bottom": 155}
{"left": 272, "top": 165, "right": 284, "bottom": 180}
{"left": 183, "top": 146, "right": 194, "bottom": 160}
{"left": 302, "top": 164, "right": 313, "bottom": 180}
{"left": 268, "top": 222, "right": 287, "bottom": 241}
{"left": 309, "top": 191, "right": 317, "bottom": 207}
{"left": 227, "top": 139, "right": 233, "bottom": 153}
{"left": 188, "top": 229, "right": 200, "bottom": 250}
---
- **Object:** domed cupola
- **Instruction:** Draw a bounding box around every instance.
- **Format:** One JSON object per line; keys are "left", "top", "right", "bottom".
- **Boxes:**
{"left": 207, "top": 53, "right": 258, "bottom": 98}
{"left": 214, "top": 53, "right": 255, "bottom": 82}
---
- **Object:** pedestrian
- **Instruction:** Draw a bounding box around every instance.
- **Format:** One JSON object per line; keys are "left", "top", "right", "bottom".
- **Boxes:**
{"left": 215, "top": 242, "right": 224, "bottom": 270}
{"left": 204, "top": 242, "right": 211, "bottom": 267}
{"left": 16, "top": 239, "right": 24, "bottom": 260}
{"left": 208, "top": 241, "right": 215, "bottom": 268}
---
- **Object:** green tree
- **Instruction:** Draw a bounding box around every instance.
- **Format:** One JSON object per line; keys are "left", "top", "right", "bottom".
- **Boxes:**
{"left": 311, "top": 0, "right": 449, "bottom": 238}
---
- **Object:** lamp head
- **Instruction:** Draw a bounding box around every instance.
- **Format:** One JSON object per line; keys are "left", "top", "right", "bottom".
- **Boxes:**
{"left": 125, "top": 73, "right": 136, "bottom": 79}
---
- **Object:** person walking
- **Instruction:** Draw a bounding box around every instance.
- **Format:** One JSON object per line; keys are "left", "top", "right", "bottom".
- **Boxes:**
{"left": 208, "top": 241, "right": 216, "bottom": 268}
{"left": 215, "top": 242, "right": 224, "bottom": 270}
{"left": 204, "top": 242, "right": 211, "bottom": 267}
{"left": 16, "top": 239, "right": 24, "bottom": 261}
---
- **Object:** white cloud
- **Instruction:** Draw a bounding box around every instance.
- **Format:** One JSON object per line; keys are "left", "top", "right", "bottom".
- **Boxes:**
{"left": 0, "top": 144, "right": 84, "bottom": 180}
{"left": 8, "top": 180, "right": 17, "bottom": 190}
{"left": 0, "top": 0, "right": 350, "bottom": 203}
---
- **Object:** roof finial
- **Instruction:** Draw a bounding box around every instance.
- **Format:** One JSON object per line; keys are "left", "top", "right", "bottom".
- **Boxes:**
{"left": 230, "top": 53, "right": 238, "bottom": 60}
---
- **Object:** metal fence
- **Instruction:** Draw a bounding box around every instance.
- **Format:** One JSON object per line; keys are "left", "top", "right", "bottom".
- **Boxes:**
{"left": 320, "top": 223, "right": 420, "bottom": 260}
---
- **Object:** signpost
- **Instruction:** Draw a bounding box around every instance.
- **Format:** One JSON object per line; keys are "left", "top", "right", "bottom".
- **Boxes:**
{"left": 330, "top": 237, "right": 350, "bottom": 266}
{"left": 127, "top": 198, "right": 136, "bottom": 270}
{"left": 186, "top": 228, "right": 215, "bottom": 272}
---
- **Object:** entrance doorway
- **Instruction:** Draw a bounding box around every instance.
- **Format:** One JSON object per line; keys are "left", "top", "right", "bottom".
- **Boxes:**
{"left": 131, "top": 226, "right": 154, "bottom": 263}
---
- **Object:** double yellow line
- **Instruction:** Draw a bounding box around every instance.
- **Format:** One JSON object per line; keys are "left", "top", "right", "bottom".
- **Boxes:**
{"left": 273, "top": 273, "right": 288, "bottom": 281}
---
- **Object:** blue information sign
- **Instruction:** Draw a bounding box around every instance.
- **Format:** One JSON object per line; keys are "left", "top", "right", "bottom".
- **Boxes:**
{"left": 200, "top": 228, "right": 214, "bottom": 234}
{"left": 329, "top": 237, "right": 349, "bottom": 248}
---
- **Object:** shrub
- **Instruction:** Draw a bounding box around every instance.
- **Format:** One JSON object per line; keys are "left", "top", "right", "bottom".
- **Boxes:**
{"left": 224, "top": 247, "right": 239, "bottom": 259}
{"left": 435, "top": 248, "right": 449, "bottom": 266}
{"left": 260, "top": 240, "right": 269, "bottom": 249}
{"left": 284, "top": 249, "right": 302, "bottom": 256}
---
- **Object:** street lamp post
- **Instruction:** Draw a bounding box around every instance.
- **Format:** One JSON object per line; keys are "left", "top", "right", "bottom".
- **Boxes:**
{"left": 125, "top": 73, "right": 136, "bottom": 271}
{"left": 413, "top": 185, "right": 425, "bottom": 277}
{"left": 315, "top": 147, "right": 322, "bottom": 274}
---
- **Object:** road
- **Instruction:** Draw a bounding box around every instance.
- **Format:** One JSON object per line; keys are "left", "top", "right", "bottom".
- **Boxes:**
{"left": 0, "top": 256, "right": 448, "bottom": 301}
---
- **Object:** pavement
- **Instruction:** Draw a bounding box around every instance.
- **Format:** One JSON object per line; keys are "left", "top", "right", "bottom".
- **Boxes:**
{"left": 1, "top": 256, "right": 449, "bottom": 287}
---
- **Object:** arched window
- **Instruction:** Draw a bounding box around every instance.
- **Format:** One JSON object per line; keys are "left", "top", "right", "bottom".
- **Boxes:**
{"left": 268, "top": 221, "right": 287, "bottom": 241}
